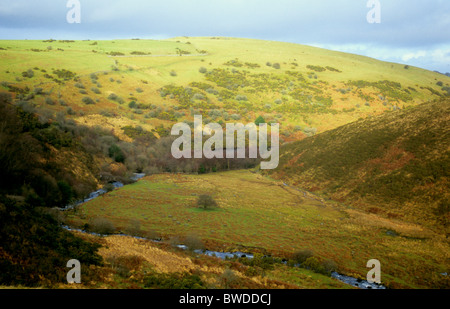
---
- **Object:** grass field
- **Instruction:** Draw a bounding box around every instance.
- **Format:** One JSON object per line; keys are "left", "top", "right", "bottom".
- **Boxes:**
{"left": 1, "top": 37, "right": 449, "bottom": 139}
{"left": 67, "top": 170, "right": 450, "bottom": 289}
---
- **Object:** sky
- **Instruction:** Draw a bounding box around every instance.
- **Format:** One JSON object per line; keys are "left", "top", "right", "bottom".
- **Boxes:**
{"left": 0, "top": 0, "right": 449, "bottom": 72}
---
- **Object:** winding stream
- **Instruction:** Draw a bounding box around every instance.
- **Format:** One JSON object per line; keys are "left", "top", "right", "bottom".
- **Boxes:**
{"left": 60, "top": 173, "right": 386, "bottom": 290}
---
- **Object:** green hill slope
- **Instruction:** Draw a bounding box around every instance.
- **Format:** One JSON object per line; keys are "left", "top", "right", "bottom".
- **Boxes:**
{"left": 267, "top": 98, "right": 449, "bottom": 233}
{"left": 0, "top": 37, "right": 449, "bottom": 144}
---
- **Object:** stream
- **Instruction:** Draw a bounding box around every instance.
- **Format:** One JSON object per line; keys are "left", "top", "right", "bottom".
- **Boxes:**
{"left": 60, "top": 173, "right": 386, "bottom": 290}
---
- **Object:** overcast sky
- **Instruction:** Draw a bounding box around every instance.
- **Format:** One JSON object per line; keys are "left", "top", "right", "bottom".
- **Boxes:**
{"left": 0, "top": 0, "right": 449, "bottom": 72}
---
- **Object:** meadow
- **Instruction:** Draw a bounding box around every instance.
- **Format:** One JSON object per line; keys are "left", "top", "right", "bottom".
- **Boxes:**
{"left": 67, "top": 170, "right": 449, "bottom": 289}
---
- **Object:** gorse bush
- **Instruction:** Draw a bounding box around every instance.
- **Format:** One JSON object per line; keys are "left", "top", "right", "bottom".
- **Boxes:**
{"left": 197, "top": 194, "right": 218, "bottom": 210}
{"left": 82, "top": 96, "right": 95, "bottom": 105}
{"left": 87, "top": 217, "right": 116, "bottom": 235}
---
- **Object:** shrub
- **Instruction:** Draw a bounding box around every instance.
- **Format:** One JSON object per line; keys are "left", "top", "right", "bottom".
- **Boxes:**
{"left": 125, "top": 219, "right": 142, "bottom": 237}
{"left": 66, "top": 107, "right": 76, "bottom": 115}
{"left": 302, "top": 257, "right": 325, "bottom": 273}
{"left": 436, "top": 81, "right": 443, "bottom": 87}
{"left": 136, "top": 87, "right": 144, "bottom": 93}
{"left": 306, "top": 65, "right": 326, "bottom": 72}
{"left": 45, "top": 97, "right": 55, "bottom": 105}
{"left": 128, "top": 101, "right": 137, "bottom": 109}
{"left": 184, "top": 233, "right": 204, "bottom": 251}
{"left": 74, "top": 83, "right": 85, "bottom": 89}
{"left": 272, "top": 63, "right": 281, "bottom": 69}
{"left": 230, "top": 114, "right": 241, "bottom": 121}
{"left": 255, "top": 115, "right": 266, "bottom": 125}
{"left": 291, "top": 249, "right": 314, "bottom": 264}
{"left": 108, "top": 144, "right": 125, "bottom": 163}
{"left": 91, "top": 87, "right": 101, "bottom": 94}
{"left": 87, "top": 217, "right": 116, "bottom": 235}
{"left": 197, "top": 194, "right": 218, "bottom": 210}
{"left": 22, "top": 69, "right": 34, "bottom": 78}
{"left": 235, "top": 94, "right": 248, "bottom": 101}
{"left": 199, "top": 67, "right": 207, "bottom": 74}
{"left": 321, "top": 259, "right": 338, "bottom": 275}
{"left": 82, "top": 96, "right": 95, "bottom": 105}
{"left": 33, "top": 87, "right": 44, "bottom": 95}
{"left": 108, "top": 93, "right": 118, "bottom": 100}
{"left": 170, "top": 70, "right": 177, "bottom": 77}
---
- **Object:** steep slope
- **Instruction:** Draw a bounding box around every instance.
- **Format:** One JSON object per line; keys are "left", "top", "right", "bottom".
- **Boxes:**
{"left": 267, "top": 98, "right": 449, "bottom": 233}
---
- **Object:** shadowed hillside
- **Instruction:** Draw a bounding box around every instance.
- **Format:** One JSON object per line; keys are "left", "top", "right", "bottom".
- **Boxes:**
{"left": 267, "top": 98, "right": 449, "bottom": 234}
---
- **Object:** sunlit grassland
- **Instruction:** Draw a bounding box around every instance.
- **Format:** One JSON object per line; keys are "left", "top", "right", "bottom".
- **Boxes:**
{"left": 1, "top": 37, "right": 448, "bottom": 138}
{"left": 70, "top": 170, "right": 450, "bottom": 288}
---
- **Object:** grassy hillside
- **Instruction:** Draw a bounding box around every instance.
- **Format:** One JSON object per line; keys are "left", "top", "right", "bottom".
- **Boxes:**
{"left": 266, "top": 98, "right": 449, "bottom": 233}
{"left": 1, "top": 37, "right": 449, "bottom": 145}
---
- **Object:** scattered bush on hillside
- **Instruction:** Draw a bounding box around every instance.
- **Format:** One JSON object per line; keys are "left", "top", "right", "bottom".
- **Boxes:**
{"left": 22, "top": 69, "right": 34, "bottom": 78}
{"left": 107, "top": 51, "right": 125, "bottom": 56}
{"left": 108, "top": 93, "right": 124, "bottom": 104}
{"left": 184, "top": 233, "right": 205, "bottom": 251}
{"left": 82, "top": 96, "right": 95, "bottom": 105}
{"left": 197, "top": 194, "right": 218, "bottom": 210}
{"left": 91, "top": 87, "right": 101, "bottom": 94}
{"left": 124, "top": 219, "right": 142, "bottom": 237}
{"left": 108, "top": 144, "right": 126, "bottom": 163}
{"left": 235, "top": 94, "right": 248, "bottom": 101}
{"left": 53, "top": 69, "right": 76, "bottom": 80}
{"left": 87, "top": 217, "right": 116, "bottom": 235}
{"left": 255, "top": 115, "right": 266, "bottom": 125}
{"left": 306, "top": 65, "right": 326, "bottom": 72}
{"left": 291, "top": 248, "right": 313, "bottom": 262}
{"left": 45, "top": 97, "right": 55, "bottom": 105}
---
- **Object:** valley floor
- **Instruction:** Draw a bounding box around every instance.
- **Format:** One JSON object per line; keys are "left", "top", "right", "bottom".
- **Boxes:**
{"left": 65, "top": 170, "right": 450, "bottom": 289}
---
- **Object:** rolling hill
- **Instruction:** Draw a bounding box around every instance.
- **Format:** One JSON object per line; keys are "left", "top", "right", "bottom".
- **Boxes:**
{"left": 1, "top": 37, "right": 449, "bottom": 145}
{"left": 266, "top": 98, "right": 449, "bottom": 233}
{"left": 1, "top": 37, "right": 449, "bottom": 289}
